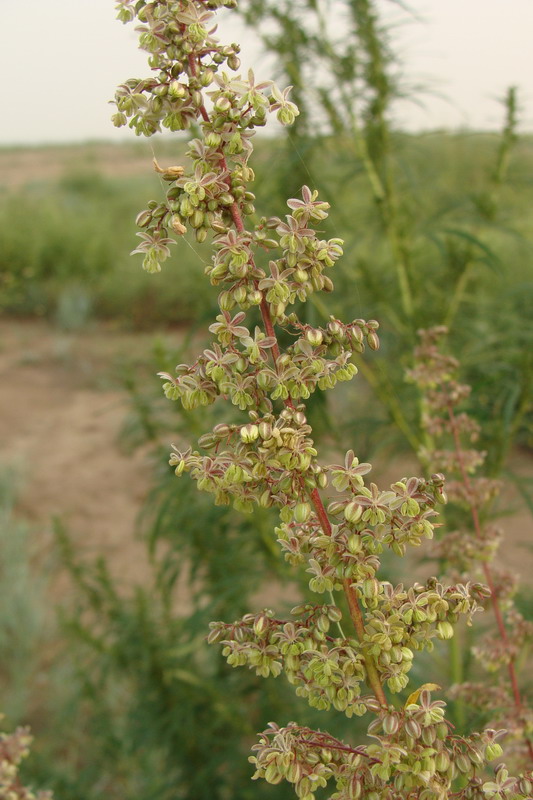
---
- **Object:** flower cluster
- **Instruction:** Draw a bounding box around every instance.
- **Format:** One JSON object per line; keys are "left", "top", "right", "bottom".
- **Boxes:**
{"left": 114, "top": 0, "right": 299, "bottom": 268}
{"left": 409, "top": 327, "right": 533, "bottom": 767}
{"left": 250, "top": 691, "right": 530, "bottom": 800}
{"left": 0, "top": 719, "right": 52, "bottom": 800}
{"left": 116, "top": 2, "right": 533, "bottom": 796}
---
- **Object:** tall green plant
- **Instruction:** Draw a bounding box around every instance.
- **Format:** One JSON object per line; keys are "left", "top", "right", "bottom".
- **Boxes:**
{"left": 237, "top": 0, "right": 532, "bottom": 466}
{"left": 113, "top": 1, "right": 532, "bottom": 797}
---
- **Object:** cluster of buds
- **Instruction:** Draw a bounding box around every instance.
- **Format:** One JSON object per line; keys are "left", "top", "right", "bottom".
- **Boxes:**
{"left": 0, "top": 719, "right": 52, "bottom": 800}
{"left": 250, "top": 692, "right": 530, "bottom": 800}
{"left": 115, "top": 0, "right": 299, "bottom": 266}
{"left": 409, "top": 327, "right": 533, "bottom": 767}
{"left": 116, "top": 2, "right": 533, "bottom": 796}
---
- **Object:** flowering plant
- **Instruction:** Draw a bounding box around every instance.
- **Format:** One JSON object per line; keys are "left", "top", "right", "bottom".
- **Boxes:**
{"left": 114, "top": 1, "right": 532, "bottom": 796}
{"left": 0, "top": 720, "right": 52, "bottom": 800}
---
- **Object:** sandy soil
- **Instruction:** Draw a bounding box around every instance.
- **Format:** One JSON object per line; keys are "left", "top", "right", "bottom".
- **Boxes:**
{"left": 0, "top": 319, "right": 166, "bottom": 589}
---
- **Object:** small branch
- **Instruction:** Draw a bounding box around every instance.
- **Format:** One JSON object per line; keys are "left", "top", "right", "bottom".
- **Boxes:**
{"left": 302, "top": 739, "right": 381, "bottom": 764}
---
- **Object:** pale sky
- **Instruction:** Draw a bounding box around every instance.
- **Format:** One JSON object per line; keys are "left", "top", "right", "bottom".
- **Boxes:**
{"left": 1, "top": 0, "right": 532, "bottom": 146}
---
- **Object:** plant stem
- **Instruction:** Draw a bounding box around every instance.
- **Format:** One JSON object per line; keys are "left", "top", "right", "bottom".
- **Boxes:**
{"left": 310, "top": 488, "right": 387, "bottom": 707}
{"left": 449, "top": 631, "right": 466, "bottom": 731}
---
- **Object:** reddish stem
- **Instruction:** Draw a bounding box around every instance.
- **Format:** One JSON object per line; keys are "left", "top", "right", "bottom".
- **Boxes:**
{"left": 310, "top": 489, "right": 387, "bottom": 706}
{"left": 302, "top": 739, "right": 380, "bottom": 763}
{"left": 447, "top": 402, "right": 533, "bottom": 762}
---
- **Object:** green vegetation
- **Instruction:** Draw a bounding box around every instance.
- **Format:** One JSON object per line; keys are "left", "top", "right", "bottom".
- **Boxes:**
{"left": 1, "top": 132, "right": 532, "bottom": 331}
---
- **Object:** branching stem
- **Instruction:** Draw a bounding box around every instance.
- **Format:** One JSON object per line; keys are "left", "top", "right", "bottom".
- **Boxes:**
{"left": 447, "top": 401, "right": 533, "bottom": 762}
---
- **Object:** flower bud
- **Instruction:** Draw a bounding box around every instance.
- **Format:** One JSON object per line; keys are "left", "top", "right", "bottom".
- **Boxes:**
{"left": 327, "top": 320, "right": 343, "bottom": 337}
{"left": 318, "top": 472, "right": 328, "bottom": 489}
{"left": 347, "top": 534, "right": 362, "bottom": 554}
{"left": 136, "top": 209, "right": 152, "bottom": 227}
{"left": 436, "top": 621, "right": 454, "bottom": 640}
{"left": 363, "top": 578, "right": 379, "bottom": 598}
{"left": 219, "top": 291, "right": 235, "bottom": 311}
{"left": 215, "top": 95, "right": 232, "bottom": 113}
{"left": 367, "top": 330, "right": 380, "bottom": 351}
{"left": 227, "top": 54, "right": 241, "bottom": 70}
{"left": 293, "top": 503, "right": 311, "bottom": 524}
{"left": 169, "top": 80, "right": 186, "bottom": 99}
{"left": 327, "top": 606, "right": 343, "bottom": 623}
{"left": 259, "top": 490, "right": 271, "bottom": 508}
{"left": 485, "top": 743, "right": 503, "bottom": 761}
{"left": 191, "top": 209, "right": 204, "bottom": 229}
{"left": 259, "top": 422, "right": 272, "bottom": 439}
{"left": 404, "top": 718, "right": 421, "bottom": 739}
{"left": 456, "top": 754, "right": 470, "bottom": 773}
{"left": 240, "top": 424, "right": 259, "bottom": 443}
{"left": 233, "top": 285, "right": 247, "bottom": 304}
{"left": 306, "top": 328, "right": 323, "bottom": 346}
{"left": 344, "top": 501, "right": 363, "bottom": 524}
{"left": 316, "top": 614, "right": 330, "bottom": 633}
{"left": 253, "top": 614, "right": 268, "bottom": 636}
{"left": 382, "top": 713, "right": 399, "bottom": 735}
